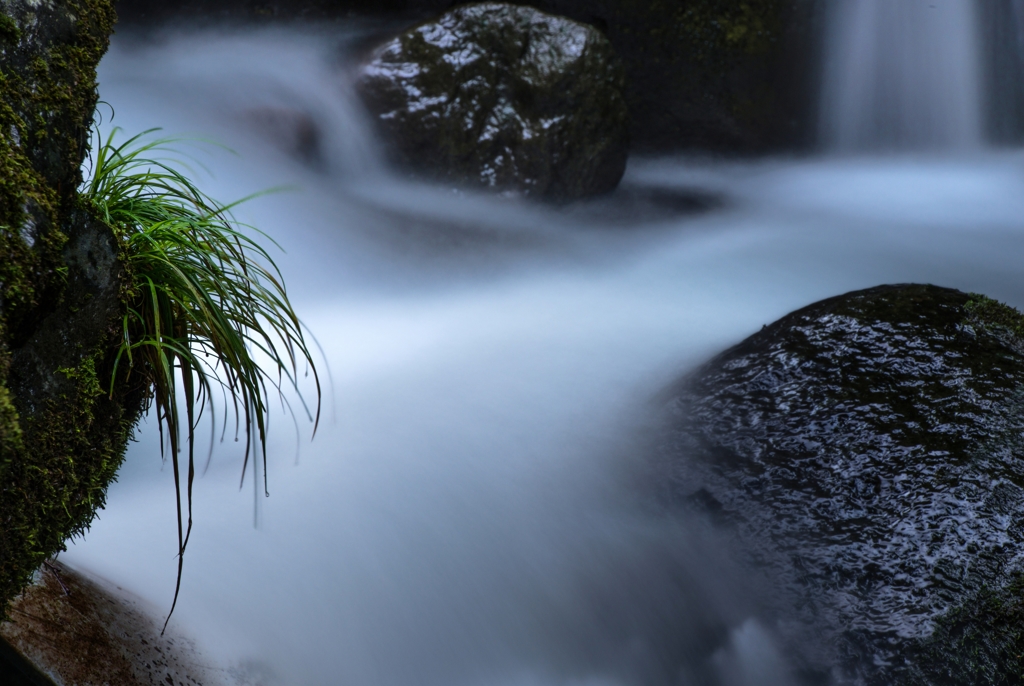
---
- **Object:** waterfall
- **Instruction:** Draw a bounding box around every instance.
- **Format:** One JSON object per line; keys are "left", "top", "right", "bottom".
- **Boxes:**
{"left": 982, "top": 0, "right": 1024, "bottom": 143}
{"left": 819, "top": 0, "right": 984, "bottom": 151}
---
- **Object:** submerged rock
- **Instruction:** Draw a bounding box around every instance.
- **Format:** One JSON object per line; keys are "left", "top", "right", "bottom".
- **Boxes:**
{"left": 659, "top": 284, "right": 1024, "bottom": 684}
{"left": 355, "top": 2, "right": 629, "bottom": 200}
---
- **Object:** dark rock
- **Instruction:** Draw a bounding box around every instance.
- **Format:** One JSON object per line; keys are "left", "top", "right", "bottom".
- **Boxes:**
{"left": 659, "top": 284, "right": 1024, "bottom": 684}
{"left": 354, "top": 2, "right": 629, "bottom": 200}
{"left": 0, "top": 0, "right": 145, "bottom": 616}
{"left": 113, "top": 0, "right": 819, "bottom": 155}
{"left": 526, "top": 0, "right": 820, "bottom": 155}
{"left": 244, "top": 106, "right": 324, "bottom": 168}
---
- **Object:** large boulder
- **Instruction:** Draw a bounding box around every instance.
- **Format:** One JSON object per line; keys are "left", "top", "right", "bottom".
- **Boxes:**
{"left": 0, "top": 0, "right": 145, "bottom": 615}
{"left": 355, "top": 2, "right": 630, "bottom": 200}
{"left": 660, "top": 284, "right": 1024, "bottom": 684}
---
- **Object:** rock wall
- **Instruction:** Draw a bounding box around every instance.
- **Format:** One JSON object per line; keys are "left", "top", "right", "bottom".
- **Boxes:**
{"left": 0, "top": 0, "right": 144, "bottom": 615}
{"left": 527, "top": 0, "right": 820, "bottom": 153}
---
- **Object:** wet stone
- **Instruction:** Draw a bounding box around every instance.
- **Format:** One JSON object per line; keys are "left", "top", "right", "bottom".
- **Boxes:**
{"left": 658, "top": 284, "right": 1024, "bottom": 685}
{"left": 0, "top": 562, "right": 218, "bottom": 686}
{"left": 355, "top": 1, "right": 629, "bottom": 201}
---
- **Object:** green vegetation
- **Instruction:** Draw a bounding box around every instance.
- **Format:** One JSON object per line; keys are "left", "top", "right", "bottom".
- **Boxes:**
{"left": 905, "top": 572, "right": 1024, "bottom": 684}
{"left": 84, "top": 127, "right": 321, "bottom": 629}
{"left": 673, "top": 0, "right": 784, "bottom": 62}
{"left": 964, "top": 293, "right": 1024, "bottom": 341}
{"left": 1, "top": 0, "right": 319, "bottom": 629}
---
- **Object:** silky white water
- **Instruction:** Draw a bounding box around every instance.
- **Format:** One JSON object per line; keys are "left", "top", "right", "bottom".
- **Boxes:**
{"left": 63, "top": 25, "right": 1024, "bottom": 686}
{"left": 820, "top": 0, "right": 984, "bottom": 150}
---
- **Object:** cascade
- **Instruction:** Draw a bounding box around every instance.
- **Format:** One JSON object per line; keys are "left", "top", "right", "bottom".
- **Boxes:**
{"left": 819, "top": 0, "right": 984, "bottom": 151}
{"left": 982, "top": 0, "right": 1024, "bottom": 142}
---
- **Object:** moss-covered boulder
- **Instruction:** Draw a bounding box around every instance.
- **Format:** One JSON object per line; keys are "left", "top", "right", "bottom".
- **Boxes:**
{"left": 355, "top": 2, "right": 629, "bottom": 200}
{"left": 660, "top": 284, "right": 1024, "bottom": 684}
{"left": 0, "top": 0, "right": 145, "bottom": 616}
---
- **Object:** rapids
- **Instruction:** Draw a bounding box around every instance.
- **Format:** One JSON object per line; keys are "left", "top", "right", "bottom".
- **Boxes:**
{"left": 63, "top": 23, "right": 1024, "bottom": 686}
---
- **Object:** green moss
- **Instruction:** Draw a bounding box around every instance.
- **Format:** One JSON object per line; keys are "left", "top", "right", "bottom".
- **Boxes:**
{"left": 0, "top": 0, "right": 116, "bottom": 345}
{"left": 0, "top": 0, "right": 142, "bottom": 618}
{"left": 0, "top": 13, "right": 19, "bottom": 43}
{"left": 674, "top": 0, "right": 784, "bottom": 62}
{"left": 903, "top": 572, "right": 1024, "bottom": 684}
{"left": 0, "top": 385, "right": 24, "bottom": 453}
{"left": 964, "top": 293, "right": 1024, "bottom": 341}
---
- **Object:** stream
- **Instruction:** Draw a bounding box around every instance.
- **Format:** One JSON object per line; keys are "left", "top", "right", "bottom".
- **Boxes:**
{"left": 63, "top": 16, "right": 1024, "bottom": 686}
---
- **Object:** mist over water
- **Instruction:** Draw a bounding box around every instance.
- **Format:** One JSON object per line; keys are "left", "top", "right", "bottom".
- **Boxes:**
{"left": 64, "top": 18, "right": 1024, "bottom": 686}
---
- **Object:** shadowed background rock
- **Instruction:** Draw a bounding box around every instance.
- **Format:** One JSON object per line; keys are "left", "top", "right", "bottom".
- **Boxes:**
{"left": 111, "top": 0, "right": 820, "bottom": 155}
{"left": 355, "top": 2, "right": 629, "bottom": 200}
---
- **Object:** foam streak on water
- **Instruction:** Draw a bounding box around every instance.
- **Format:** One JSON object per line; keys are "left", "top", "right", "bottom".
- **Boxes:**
{"left": 820, "top": 0, "right": 983, "bottom": 151}
{"left": 64, "top": 27, "right": 1024, "bottom": 686}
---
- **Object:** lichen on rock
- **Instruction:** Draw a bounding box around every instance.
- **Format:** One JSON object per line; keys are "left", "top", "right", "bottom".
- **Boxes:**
{"left": 355, "top": 1, "right": 630, "bottom": 201}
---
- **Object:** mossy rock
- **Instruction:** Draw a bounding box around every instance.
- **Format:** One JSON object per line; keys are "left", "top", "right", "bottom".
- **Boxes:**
{"left": 0, "top": 0, "right": 145, "bottom": 617}
{"left": 355, "top": 1, "right": 630, "bottom": 200}
{"left": 660, "top": 284, "right": 1024, "bottom": 684}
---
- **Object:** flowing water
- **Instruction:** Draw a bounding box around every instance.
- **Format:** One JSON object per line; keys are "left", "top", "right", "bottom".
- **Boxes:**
{"left": 819, "top": 0, "right": 984, "bottom": 151}
{"left": 63, "top": 16, "right": 1024, "bottom": 686}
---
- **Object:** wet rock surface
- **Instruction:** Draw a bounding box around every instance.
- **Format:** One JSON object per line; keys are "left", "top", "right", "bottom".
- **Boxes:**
{"left": 660, "top": 284, "right": 1024, "bottom": 684}
{"left": 0, "top": 562, "right": 219, "bottom": 686}
{"left": 355, "top": 2, "right": 629, "bottom": 200}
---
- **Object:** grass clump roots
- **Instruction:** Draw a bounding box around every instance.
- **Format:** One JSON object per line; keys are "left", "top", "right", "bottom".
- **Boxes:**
{"left": 83, "top": 127, "right": 320, "bottom": 631}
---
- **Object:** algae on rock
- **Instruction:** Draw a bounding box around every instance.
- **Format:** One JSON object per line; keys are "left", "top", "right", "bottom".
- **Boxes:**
{"left": 0, "top": 0, "right": 146, "bottom": 616}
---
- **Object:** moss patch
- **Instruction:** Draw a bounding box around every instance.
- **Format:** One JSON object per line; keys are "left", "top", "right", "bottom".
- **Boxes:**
{"left": 902, "top": 572, "right": 1024, "bottom": 685}
{"left": 964, "top": 293, "right": 1024, "bottom": 341}
{"left": 0, "top": 0, "right": 143, "bottom": 618}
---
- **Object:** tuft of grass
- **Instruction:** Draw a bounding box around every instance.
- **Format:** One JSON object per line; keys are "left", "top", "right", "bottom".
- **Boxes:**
{"left": 83, "top": 127, "right": 320, "bottom": 632}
